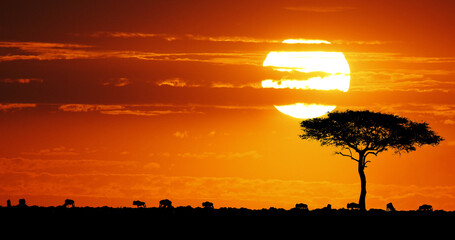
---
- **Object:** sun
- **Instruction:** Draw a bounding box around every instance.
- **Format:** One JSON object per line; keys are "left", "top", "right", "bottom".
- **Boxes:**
{"left": 262, "top": 41, "right": 350, "bottom": 119}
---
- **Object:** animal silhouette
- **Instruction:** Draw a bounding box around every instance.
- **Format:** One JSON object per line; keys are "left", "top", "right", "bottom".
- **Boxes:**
{"left": 418, "top": 204, "right": 433, "bottom": 212}
{"left": 133, "top": 200, "right": 146, "bottom": 208}
{"left": 18, "top": 199, "right": 27, "bottom": 207}
{"left": 63, "top": 199, "right": 75, "bottom": 208}
{"left": 386, "top": 202, "right": 396, "bottom": 212}
{"left": 323, "top": 204, "right": 332, "bottom": 210}
{"left": 295, "top": 203, "right": 308, "bottom": 210}
{"left": 159, "top": 199, "right": 172, "bottom": 209}
{"left": 202, "top": 201, "right": 214, "bottom": 209}
{"left": 347, "top": 202, "right": 360, "bottom": 210}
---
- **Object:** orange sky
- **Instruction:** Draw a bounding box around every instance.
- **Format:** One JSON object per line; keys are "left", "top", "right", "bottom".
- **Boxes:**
{"left": 1, "top": 0, "right": 455, "bottom": 210}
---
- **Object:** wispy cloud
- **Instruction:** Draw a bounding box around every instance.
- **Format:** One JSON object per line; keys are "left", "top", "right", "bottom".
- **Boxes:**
{"left": 91, "top": 32, "right": 281, "bottom": 44}
{"left": 90, "top": 32, "right": 178, "bottom": 41}
{"left": 350, "top": 70, "right": 455, "bottom": 92}
{"left": 102, "top": 77, "right": 131, "bottom": 87}
{"left": 156, "top": 78, "right": 199, "bottom": 87}
{"left": 332, "top": 40, "right": 391, "bottom": 45}
{"left": 0, "top": 78, "right": 43, "bottom": 84}
{"left": 0, "top": 41, "right": 94, "bottom": 61}
{"left": 173, "top": 131, "right": 189, "bottom": 139}
{"left": 58, "top": 104, "right": 201, "bottom": 116}
{"left": 21, "top": 146, "right": 79, "bottom": 156}
{"left": 340, "top": 103, "right": 455, "bottom": 120}
{"left": 59, "top": 104, "right": 124, "bottom": 112}
{"left": 0, "top": 41, "right": 263, "bottom": 65}
{"left": 0, "top": 103, "right": 37, "bottom": 111}
{"left": 100, "top": 109, "right": 197, "bottom": 117}
{"left": 346, "top": 52, "right": 455, "bottom": 64}
{"left": 91, "top": 32, "right": 336, "bottom": 46}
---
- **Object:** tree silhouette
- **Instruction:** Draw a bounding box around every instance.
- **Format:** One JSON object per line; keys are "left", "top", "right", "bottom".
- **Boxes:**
{"left": 299, "top": 110, "right": 443, "bottom": 211}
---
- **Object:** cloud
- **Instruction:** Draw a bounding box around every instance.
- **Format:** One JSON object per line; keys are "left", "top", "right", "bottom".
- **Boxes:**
{"left": 58, "top": 104, "right": 124, "bottom": 112}
{"left": 345, "top": 103, "right": 455, "bottom": 119}
{"left": 0, "top": 41, "right": 262, "bottom": 66}
{"left": 0, "top": 157, "right": 160, "bottom": 176}
{"left": 332, "top": 40, "right": 391, "bottom": 45}
{"left": 350, "top": 70, "right": 455, "bottom": 92}
{"left": 0, "top": 78, "right": 43, "bottom": 84}
{"left": 184, "top": 34, "right": 280, "bottom": 44}
{"left": 102, "top": 77, "right": 131, "bottom": 87}
{"left": 59, "top": 104, "right": 201, "bottom": 116}
{"left": 173, "top": 131, "right": 189, "bottom": 139}
{"left": 100, "top": 109, "right": 197, "bottom": 117}
{"left": 91, "top": 32, "right": 281, "bottom": 44}
{"left": 0, "top": 41, "right": 94, "bottom": 61}
{"left": 21, "top": 146, "right": 79, "bottom": 156}
{"left": 0, "top": 103, "right": 37, "bottom": 111}
{"left": 156, "top": 78, "right": 193, "bottom": 87}
{"left": 346, "top": 52, "right": 455, "bottom": 64}
{"left": 443, "top": 119, "right": 455, "bottom": 125}
{"left": 90, "top": 32, "right": 178, "bottom": 41}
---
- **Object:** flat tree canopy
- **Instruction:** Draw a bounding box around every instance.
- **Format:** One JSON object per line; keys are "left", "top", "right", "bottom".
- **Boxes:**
{"left": 299, "top": 110, "right": 443, "bottom": 210}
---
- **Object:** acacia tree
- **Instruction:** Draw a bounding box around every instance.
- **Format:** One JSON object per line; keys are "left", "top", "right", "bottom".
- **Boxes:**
{"left": 299, "top": 110, "right": 443, "bottom": 211}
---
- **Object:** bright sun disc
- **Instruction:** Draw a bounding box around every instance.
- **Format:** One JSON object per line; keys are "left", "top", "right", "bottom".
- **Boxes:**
{"left": 262, "top": 42, "right": 350, "bottom": 119}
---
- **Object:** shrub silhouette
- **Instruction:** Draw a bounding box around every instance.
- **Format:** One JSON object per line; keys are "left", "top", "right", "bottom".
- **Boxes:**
{"left": 299, "top": 110, "right": 443, "bottom": 211}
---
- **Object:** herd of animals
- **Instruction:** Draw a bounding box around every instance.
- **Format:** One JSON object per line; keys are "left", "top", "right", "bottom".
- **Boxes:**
{"left": 5, "top": 198, "right": 435, "bottom": 212}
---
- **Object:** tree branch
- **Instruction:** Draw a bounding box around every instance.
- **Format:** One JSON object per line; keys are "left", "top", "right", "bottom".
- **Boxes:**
{"left": 335, "top": 148, "right": 359, "bottom": 162}
{"left": 365, "top": 146, "right": 387, "bottom": 158}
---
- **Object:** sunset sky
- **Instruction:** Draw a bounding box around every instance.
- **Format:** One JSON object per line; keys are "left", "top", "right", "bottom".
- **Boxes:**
{"left": 1, "top": 0, "right": 455, "bottom": 210}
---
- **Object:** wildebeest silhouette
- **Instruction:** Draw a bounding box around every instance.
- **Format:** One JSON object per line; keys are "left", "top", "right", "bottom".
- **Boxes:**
{"left": 18, "top": 199, "right": 27, "bottom": 207}
{"left": 159, "top": 199, "right": 172, "bottom": 209}
{"left": 347, "top": 202, "right": 360, "bottom": 210}
{"left": 295, "top": 203, "right": 308, "bottom": 210}
{"left": 63, "top": 199, "right": 75, "bottom": 208}
{"left": 386, "top": 202, "right": 396, "bottom": 212}
{"left": 202, "top": 201, "right": 214, "bottom": 209}
{"left": 323, "top": 204, "right": 332, "bottom": 210}
{"left": 418, "top": 204, "right": 433, "bottom": 212}
{"left": 133, "top": 200, "right": 146, "bottom": 208}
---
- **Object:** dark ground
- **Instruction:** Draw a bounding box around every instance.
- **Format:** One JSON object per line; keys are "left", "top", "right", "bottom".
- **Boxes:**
{"left": 2, "top": 205, "right": 453, "bottom": 223}
{"left": 1, "top": 206, "right": 453, "bottom": 237}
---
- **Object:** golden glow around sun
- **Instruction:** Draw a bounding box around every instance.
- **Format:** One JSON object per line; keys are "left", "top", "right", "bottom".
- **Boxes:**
{"left": 274, "top": 104, "right": 336, "bottom": 119}
{"left": 262, "top": 51, "right": 350, "bottom": 91}
{"left": 262, "top": 42, "right": 350, "bottom": 119}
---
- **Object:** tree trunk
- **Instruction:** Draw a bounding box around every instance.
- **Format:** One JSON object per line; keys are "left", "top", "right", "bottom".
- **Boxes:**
{"left": 358, "top": 153, "right": 367, "bottom": 211}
